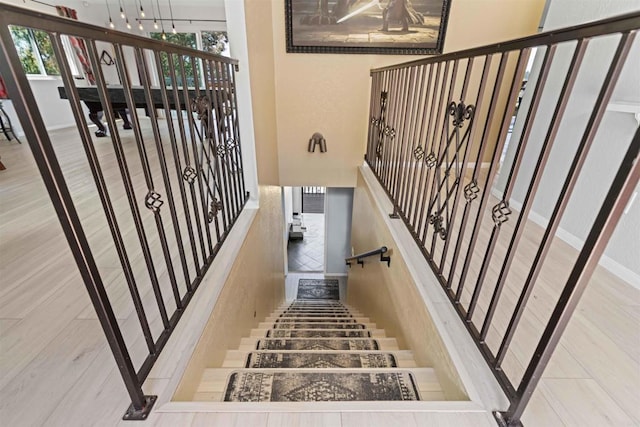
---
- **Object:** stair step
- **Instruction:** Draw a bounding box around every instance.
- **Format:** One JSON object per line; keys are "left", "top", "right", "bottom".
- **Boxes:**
{"left": 276, "top": 312, "right": 363, "bottom": 318}
{"left": 196, "top": 368, "right": 442, "bottom": 402}
{"left": 266, "top": 316, "right": 371, "bottom": 323}
{"left": 244, "top": 351, "right": 399, "bottom": 368}
{"left": 282, "top": 302, "right": 348, "bottom": 308}
{"left": 259, "top": 322, "right": 377, "bottom": 330}
{"left": 277, "top": 313, "right": 355, "bottom": 318}
{"left": 239, "top": 337, "right": 399, "bottom": 351}
{"left": 222, "top": 350, "right": 418, "bottom": 368}
{"left": 249, "top": 328, "right": 386, "bottom": 338}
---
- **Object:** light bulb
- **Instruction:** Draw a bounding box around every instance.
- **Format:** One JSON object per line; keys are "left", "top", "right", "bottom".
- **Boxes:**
{"left": 140, "top": 8, "right": 145, "bottom": 17}
{"left": 120, "top": 7, "right": 125, "bottom": 19}
{"left": 109, "top": 18, "right": 115, "bottom": 28}
{"left": 172, "top": 24, "right": 176, "bottom": 34}
{"left": 153, "top": 19, "right": 159, "bottom": 29}
{"left": 126, "top": 19, "right": 132, "bottom": 29}
{"left": 138, "top": 21, "right": 144, "bottom": 30}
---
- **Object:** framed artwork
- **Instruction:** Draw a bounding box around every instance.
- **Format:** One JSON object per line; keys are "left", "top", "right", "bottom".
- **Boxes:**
{"left": 285, "top": 0, "right": 452, "bottom": 55}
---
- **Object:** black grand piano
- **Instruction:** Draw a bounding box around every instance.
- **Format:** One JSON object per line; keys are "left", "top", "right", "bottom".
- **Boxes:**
{"left": 58, "top": 86, "right": 228, "bottom": 137}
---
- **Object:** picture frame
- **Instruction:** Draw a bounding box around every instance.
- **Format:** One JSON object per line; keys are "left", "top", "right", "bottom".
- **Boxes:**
{"left": 285, "top": 0, "right": 452, "bottom": 55}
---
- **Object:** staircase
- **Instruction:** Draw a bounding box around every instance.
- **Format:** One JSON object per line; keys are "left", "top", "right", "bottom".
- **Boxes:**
{"left": 194, "top": 298, "right": 445, "bottom": 403}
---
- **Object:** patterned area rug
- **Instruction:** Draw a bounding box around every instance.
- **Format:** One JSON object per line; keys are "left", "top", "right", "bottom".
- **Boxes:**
{"left": 266, "top": 329, "right": 371, "bottom": 338}
{"left": 297, "top": 279, "right": 340, "bottom": 300}
{"left": 256, "top": 338, "right": 379, "bottom": 351}
{"left": 245, "top": 352, "right": 398, "bottom": 369}
{"left": 224, "top": 371, "right": 420, "bottom": 402}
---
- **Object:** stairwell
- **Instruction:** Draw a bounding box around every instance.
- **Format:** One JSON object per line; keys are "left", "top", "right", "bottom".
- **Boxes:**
{"left": 194, "top": 295, "right": 445, "bottom": 402}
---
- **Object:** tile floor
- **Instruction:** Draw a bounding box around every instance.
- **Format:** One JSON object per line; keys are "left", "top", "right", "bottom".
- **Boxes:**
{"left": 287, "top": 213, "right": 325, "bottom": 272}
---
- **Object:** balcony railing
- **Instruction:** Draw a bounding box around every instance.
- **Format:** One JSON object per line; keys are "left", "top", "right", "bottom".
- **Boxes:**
{"left": 0, "top": 4, "right": 248, "bottom": 420}
{"left": 366, "top": 11, "right": 640, "bottom": 427}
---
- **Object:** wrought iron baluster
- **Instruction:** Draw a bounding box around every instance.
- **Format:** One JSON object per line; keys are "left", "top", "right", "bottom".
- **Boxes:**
{"left": 439, "top": 58, "right": 483, "bottom": 277}
{"left": 397, "top": 65, "right": 422, "bottom": 216}
{"left": 479, "top": 45, "right": 557, "bottom": 340}
{"left": 422, "top": 59, "right": 459, "bottom": 249}
{"left": 153, "top": 50, "right": 202, "bottom": 275}
{"left": 414, "top": 62, "right": 443, "bottom": 239}
{"left": 495, "top": 32, "right": 634, "bottom": 366}
{"left": 113, "top": 43, "right": 182, "bottom": 311}
{"left": 167, "top": 52, "right": 211, "bottom": 263}
{"left": 464, "top": 48, "right": 531, "bottom": 322}
{"left": 135, "top": 46, "right": 192, "bottom": 293}
{"left": 453, "top": 52, "right": 510, "bottom": 303}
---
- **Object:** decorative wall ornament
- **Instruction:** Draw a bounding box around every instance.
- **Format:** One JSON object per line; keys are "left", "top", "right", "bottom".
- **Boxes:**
{"left": 308, "top": 132, "right": 327, "bottom": 153}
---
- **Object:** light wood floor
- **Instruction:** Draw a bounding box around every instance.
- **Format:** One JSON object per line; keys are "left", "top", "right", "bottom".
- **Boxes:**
{"left": 1, "top": 124, "right": 639, "bottom": 426}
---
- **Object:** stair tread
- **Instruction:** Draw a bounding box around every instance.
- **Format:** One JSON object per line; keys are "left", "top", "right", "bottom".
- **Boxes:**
{"left": 242, "top": 351, "right": 408, "bottom": 369}
{"left": 222, "top": 350, "right": 418, "bottom": 368}
{"left": 197, "top": 296, "right": 444, "bottom": 404}
{"left": 249, "top": 328, "right": 386, "bottom": 338}
{"left": 198, "top": 368, "right": 441, "bottom": 402}
{"left": 267, "top": 317, "right": 371, "bottom": 323}
{"left": 239, "top": 337, "right": 400, "bottom": 351}
{"left": 260, "top": 322, "right": 377, "bottom": 330}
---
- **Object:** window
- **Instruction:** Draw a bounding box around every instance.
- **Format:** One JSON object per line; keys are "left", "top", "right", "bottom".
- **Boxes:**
{"left": 9, "top": 26, "right": 60, "bottom": 76}
{"left": 201, "top": 31, "right": 229, "bottom": 56}
{"left": 150, "top": 32, "right": 197, "bottom": 87}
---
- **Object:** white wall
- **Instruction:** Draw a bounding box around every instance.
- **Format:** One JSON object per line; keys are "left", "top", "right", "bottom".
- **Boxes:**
{"left": 291, "top": 186, "right": 302, "bottom": 214}
{"left": 324, "top": 187, "right": 354, "bottom": 275}
{"left": 497, "top": 0, "right": 640, "bottom": 286}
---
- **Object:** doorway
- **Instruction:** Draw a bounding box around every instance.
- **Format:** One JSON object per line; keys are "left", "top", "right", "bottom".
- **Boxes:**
{"left": 284, "top": 187, "right": 325, "bottom": 272}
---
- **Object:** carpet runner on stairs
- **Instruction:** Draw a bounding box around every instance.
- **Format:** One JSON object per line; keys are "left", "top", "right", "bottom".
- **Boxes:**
{"left": 196, "top": 282, "right": 443, "bottom": 402}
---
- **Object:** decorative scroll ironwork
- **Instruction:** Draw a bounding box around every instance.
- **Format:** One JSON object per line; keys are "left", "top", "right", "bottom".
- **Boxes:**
{"left": 491, "top": 200, "right": 512, "bottom": 226}
{"left": 208, "top": 199, "right": 223, "bottom": 223}
{"left": 373, "top": 91, "right": 389, "bottom": 159}
{"left": 413, "top": 146, "right": 425, "bottom": 160}
{"left": 425, "top": 100, "right": 476, "bottom": 240}
{"left": 425, "top": 152, "right": 437, "bottom": 168}
{"left": 216, "top": 142, "right": 228, "bottom": 157}
{"left": 449, "top": 100, "right": 474, "bottom": 128}
{"left": 144, "top": 191, "right": 164, "bottom": 212}
{"left": 428, "top": 214, "right": 447, "bottom": 239}
{"left": 182, "top": 166, "right": 197, "bottom": 184}
{"left": 463, "top": 180, "right": 479, "bottom": 202}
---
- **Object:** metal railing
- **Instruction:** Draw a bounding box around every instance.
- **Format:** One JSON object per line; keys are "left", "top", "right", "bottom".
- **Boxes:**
{"left": 346, "top": 246, "right": 391, "bottom": 268}
{"left": 366, "top": 11, "right": 640, "bottom": 427}
{"left": 0, "top": 4, "right": 248, "bottom": 420}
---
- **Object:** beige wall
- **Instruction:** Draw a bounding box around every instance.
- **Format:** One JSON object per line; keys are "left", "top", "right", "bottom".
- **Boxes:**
{"left": 348, "top": 169, "right": 468, "bottom": 400}
{"left": 173, "top": 185, "right": 285, "bottom": 400}
{"left": 244, "top": 0, "right": 280, "bottom": 185}
{"left": 243, "top": 0, "right": 545, "bottom": 187}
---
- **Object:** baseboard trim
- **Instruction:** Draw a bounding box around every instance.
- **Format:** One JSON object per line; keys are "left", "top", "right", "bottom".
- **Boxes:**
{"left": 157, "top": 400, "right": 486, "bottom": 413}
{"left": 491, "top": 188, "right": 639, "bottom": 289}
